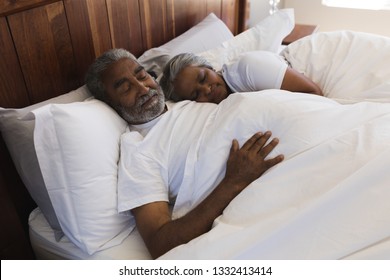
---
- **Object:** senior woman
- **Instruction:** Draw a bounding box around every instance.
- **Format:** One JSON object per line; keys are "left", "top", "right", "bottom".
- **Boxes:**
{"left": 160, "top": 50, "right": 322, "bottom": 104}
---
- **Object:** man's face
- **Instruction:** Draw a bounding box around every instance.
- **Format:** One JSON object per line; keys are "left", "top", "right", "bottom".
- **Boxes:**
{"left": 101, "top": 58, "right": 165, "bottom": 124}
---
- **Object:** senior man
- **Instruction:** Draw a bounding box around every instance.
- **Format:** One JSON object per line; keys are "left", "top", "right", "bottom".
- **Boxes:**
{"left": 85, "top": 48, "right": 284, "bottom": 258}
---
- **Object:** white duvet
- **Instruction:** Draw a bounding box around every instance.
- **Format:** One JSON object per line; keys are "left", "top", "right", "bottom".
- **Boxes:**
{"left": 159, "top": 31, "right": 390, "bottom": 259}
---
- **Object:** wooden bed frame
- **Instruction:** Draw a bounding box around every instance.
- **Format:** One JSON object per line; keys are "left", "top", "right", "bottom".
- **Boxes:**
{"left": 0, "top": 0, "right": 249, "bottom": 259}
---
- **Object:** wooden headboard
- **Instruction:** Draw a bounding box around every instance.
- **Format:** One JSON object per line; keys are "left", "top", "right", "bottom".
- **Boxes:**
{"left": 0, "top": 0, "right": 249, "bottom": 259}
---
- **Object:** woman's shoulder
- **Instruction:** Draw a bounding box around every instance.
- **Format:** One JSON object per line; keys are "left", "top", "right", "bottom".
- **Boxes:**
{"left": 239, "top": 50, "right": 282, "bottom": 61}
{"left": 226, "top": 51, "right": 284, "bottom": 72}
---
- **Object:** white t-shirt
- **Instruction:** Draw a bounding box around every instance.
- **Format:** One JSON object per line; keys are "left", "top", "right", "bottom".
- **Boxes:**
{"left": 129, "top": 112, "right": 163, "bottom": 137}
{"left": 222, "top": 50, "right": 288, "bottom": 92}
{"left": 118, "top": 100, "right": 217, "bottom": 222}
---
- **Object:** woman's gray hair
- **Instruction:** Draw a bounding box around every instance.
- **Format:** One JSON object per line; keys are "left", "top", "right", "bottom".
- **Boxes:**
{"left": 85, "top": 48, "right": 137, "bottom": 103}
{"left": 160, "top": 53, "right": 213, "bottom": 101}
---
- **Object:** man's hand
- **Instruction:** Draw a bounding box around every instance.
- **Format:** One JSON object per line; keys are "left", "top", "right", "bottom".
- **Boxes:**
{"left": 133, "top": 131, "right": 283, "bottom": 259}
{"left": 224, "top": 131, "right": 284, "bottom": 188}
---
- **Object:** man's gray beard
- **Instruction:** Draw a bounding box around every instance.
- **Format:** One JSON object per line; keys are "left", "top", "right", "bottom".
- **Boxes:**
{"left": 116, "top": 88, "right": 166, "bottom": 124}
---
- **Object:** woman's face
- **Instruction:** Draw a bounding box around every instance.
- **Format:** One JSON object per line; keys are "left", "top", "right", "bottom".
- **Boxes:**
{"left": 173, "top": 66, "right": 229, "bottom": 104}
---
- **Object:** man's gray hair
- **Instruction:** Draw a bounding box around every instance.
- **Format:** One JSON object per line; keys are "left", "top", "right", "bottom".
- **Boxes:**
{"left": 160, "top": 53, "right": 213, "bottom": 101}
{"left": 85, "top": 48, "right": 137, "bottom": 103}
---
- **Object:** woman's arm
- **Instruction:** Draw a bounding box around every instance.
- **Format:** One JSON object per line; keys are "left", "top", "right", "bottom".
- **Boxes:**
{"left": 281, "top": 67, "right": 323, "bottom": 96}
{"left": 226, "top": 51, "right": 323, "bottom": 96}
{"left": 132, "top": 131, "right": 284, "bottom": 258}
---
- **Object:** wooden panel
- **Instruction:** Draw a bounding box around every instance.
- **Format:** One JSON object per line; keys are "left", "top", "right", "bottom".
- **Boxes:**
{"left": 106, "top": 0, "right": 144, "bottom": 57}
{"left": 0, "top": 0, "right": 56, "bottom": 16}
{"left": 139, "top": 0, "right": 173, "bottom": 50}
{"left": 221, "top": 0, "right": 239, "bottom": 34}
{"left": 169, "top": 0, "right": 244, "bottom": 37}
{"left": 8, "top": 2, "right": 80, "bottom": 103}
{"left": 237, "top": 0, "right": 250, "bottom": 33}
{"left": 64, "top": 0, "right": 112, "bottom": 82}
{"left": 206, "top": 0, "right": 222, "bottom": 18}
{"left": 0, "top": 17, "right": 30, "bottom": 108}
{"left": 0, "top": 136, "right": 36, "bottom": 259}
{"left": 170, "top": 0, "right": 208, "bottom": 37}
{"left": 0, "top": 179, "right": 35, "bottom": 259}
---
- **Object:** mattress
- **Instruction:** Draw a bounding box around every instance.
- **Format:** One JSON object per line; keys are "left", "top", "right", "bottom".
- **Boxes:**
{"left": 28, "top": 208, "right": 151, "bottom": 260}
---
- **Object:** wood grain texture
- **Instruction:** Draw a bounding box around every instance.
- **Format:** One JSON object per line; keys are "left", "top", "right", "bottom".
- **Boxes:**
{"left": 8, "top": 2, "right": 79, "bottom": 104}
{"left": 170, "top": 0, "right": 208, "bottom": 37}
{"left": 0, "top": 17, "right": 30, "bottom": 108}
{"left": 238, "top": 0, "right": 250, "bottom": 32}
{"left": 107, "top": 0, "right": 144, "bottom": 56}
{"left": 0, "top": 137, "right": 36, "bottom": 260}
{"left": 0, "top": 0, "right": 57, "bottom": 16}
{"left": 64, "top": 0, "right": 112, "bottom": 84}
{"left": 222, "top": 0, "right": 239, "bottom": 34}
{"left": 206, "top": 0, "right": 222, "bottom": 18}
{"left": 139, "top": 0, "right": 173, "bottom": 51}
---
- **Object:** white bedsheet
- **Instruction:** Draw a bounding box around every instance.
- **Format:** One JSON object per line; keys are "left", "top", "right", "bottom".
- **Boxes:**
{"left": 159, "top": 91, "right": 390, "bottom": 259}
{"left": 282, "top": 30, "right": 390, "bottom": 104}
{"left": 159, "top": 30, "right": 390, "bottom": 260}
{"left": 29, "top": 208, "right": 150, "bottom": 260}
{"left": 29, "top": 31, "right": 390, "bottom": 260}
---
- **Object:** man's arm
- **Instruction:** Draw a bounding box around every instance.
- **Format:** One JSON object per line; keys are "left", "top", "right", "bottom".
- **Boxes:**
{"left": 132, "top": 131, "right": 284, "bottom": 259}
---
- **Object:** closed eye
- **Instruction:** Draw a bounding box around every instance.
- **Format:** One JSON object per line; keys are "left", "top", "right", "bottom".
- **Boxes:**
{"left": 135, "top": 66, "right": 148, "bottom": 80}
{"left": 199, "top": 72, "right": 206, "bottom": 84}
{"left": 191, "top": 91, "right": 199, "bottom": 101}
{"left": 113, "top": 78, "right": 132, "bottom": 94}
{"left": 114, "top": 78, "right": 128, "bottom": 89}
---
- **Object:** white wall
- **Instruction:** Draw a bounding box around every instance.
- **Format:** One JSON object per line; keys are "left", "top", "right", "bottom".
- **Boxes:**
{"left": 248, "top": 0, "right": 286, "bottom": 27}
{"left": 283, "top": 0, "right": 390, "bottom": 37}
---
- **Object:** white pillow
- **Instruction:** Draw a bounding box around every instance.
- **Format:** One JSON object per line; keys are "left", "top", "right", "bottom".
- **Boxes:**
{"left": 138, "top": 13, "right": 233, "bottom": 77}
{"left": 33, "top": 99, "right": 130, "bottom": 255}
{"left": 281, "top": 30, "right": 390, "bottom": 103}
{"left": 0, "top": 85, "right": 91, "bottom": 240}
{"left": 198, "top": 9, "right": 295, "bottom": 71}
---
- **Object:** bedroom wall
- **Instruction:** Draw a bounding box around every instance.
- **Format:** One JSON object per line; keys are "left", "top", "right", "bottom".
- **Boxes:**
{"left": 283, "top": 0, "right": 390, "bottom": 37}
{"left": 248, "top": 0, "right": 286, "bottom": 27}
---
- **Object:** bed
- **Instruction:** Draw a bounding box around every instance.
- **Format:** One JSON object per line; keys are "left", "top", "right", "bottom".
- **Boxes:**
{"left": 0, "top": 0, "right": 249, "bottom": 259}
{"left": 1, "top": 0, "right": 390, "bottom": 260}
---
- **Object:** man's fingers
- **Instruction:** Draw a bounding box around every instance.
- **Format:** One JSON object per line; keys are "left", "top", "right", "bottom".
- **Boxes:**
{"left": 230, "top": 139, "right": 239, "bottom": 153}
{"left": 265, "top": 154, "right": 284, "bottom": 168}
{"left": 240, "top": 132, "right": 263, "bottom": 151}
{"left": 258, "top": 137, "right": 279, "bottom": 158}
{"left": 238, "top": 132, "right": 283, "bottom": 164}
{"left": 252, "top": 131, "right": 272, "bottom": 151}
{"left": 241, "top": 131, "right": 274, "bottom": 151}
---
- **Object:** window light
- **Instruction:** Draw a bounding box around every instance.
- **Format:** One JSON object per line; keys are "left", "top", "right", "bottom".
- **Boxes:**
{"left": 322, "top": 0, "right": 390, "bottom": 10}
